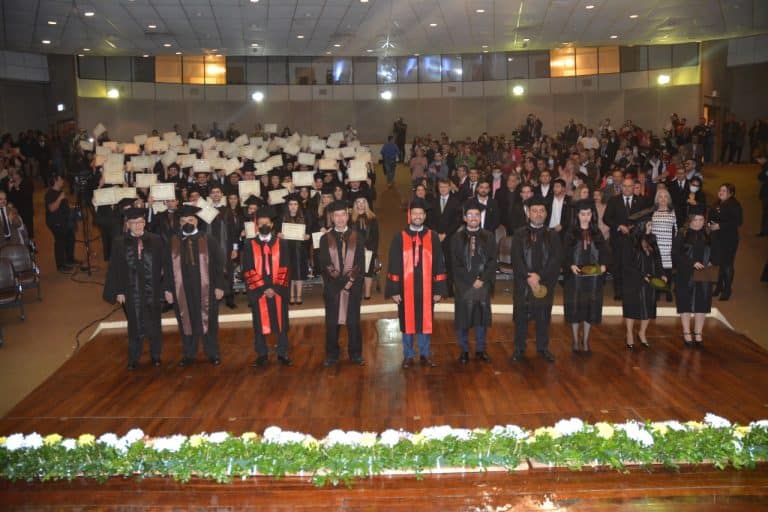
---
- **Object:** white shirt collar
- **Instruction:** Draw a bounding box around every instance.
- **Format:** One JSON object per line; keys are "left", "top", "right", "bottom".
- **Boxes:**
{"left": 409, "top": 224, "right": 424, "bottom": 232}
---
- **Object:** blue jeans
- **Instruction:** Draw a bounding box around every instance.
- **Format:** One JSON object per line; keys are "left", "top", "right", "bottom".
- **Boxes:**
{"left": 383, "top": 158, "right": 396, "bottom": 184}
{"left": 456, "top": 327, "right": 487, "bottom": 353}
{"left": 402, "top": 333, "right": 431, "bottom": 359}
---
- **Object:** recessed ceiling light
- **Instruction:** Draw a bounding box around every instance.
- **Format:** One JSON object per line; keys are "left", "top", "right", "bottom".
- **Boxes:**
{"left": 83, "top": 47, "right": 90, "bottom": 51}
{"left": 148, "top": 24, "right": 157, "bottom": 29}
{"left": 629, "top": 14, "right": 639, "bottom": 19}
{"left": 366, "top": 49, "right": 373, "bottom": 52}
{"left": 333, "top": 43, "right": 341, "bottom": 47}
{"left": 78, "top": 53, "right": 84, "bottom": 57}
{"left": 360, "top": 0, "right": 369, "bottom": 3}
{"left": 163, "top": 43, "right": 172, "bottom": 47}
{"left": 250, "top": 0, "right": 259, "bottom": 3}
{"left": 585, "top": 4, "right": 595, "bottom": 9}
{"left": 84, "top": 11, "right": 95, "bottom": 17}
{"left": 41, "top": 40, "right": 51, "bottom": 44}
{"left": 296, "top": 34, "right": 304, "bottom": 39}
{"left": 175, "top": 51, "right": 182, "bottom": 55}
{"left": 429, "top": 23, "right": 438, "bottom": 27}
{"left": 610, "top": 34, "right": 618, "bottom": 39}
{"left": 482, "top": 50, "right": 488, "bottom": 53}
{"left": 251, "top": 43, "right": 259, "bottom": 47}
{"left": 47, "top": 20, "right": 57, "bottom": 25}
{"left": 507, "top": 57, "right": 513, "bottom": 62}
{"left": 325, "top": 51, "right": 331, "bottom": 55}
{"left": 481, "top": 44, "right": 488, "bottom": 48}
{"left": 142, "top": 54, "right": 149, "bottom": 58}
{"left": 414, "top": 53, "right": 420, "bottom": 56}
{"left": 523, "top": 37, "right": 530, "bottom": 42}
{"left": 475, "top": 9, "right": 485, "bottom": 13}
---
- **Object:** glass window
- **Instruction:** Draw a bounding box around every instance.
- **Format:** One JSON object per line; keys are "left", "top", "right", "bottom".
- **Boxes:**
{"left": 648, "top": 44, "right": 672, "bottom": 70}
{"left": 396, "top": 56, "right": 418, "bottom": 83}
{"left": 289, "top": 57, "right": 314, "bottom": 85}
{"left": 461, "top": 53, "right": 483, "bottom": 81}
{"left": 353, "top": 57, "right": 377, "bottom": 84}
{"left": 333, "top": 58, "right": 353, "bottom": 84}
{"left": 378, "top": 57, "right": 398, "bottom": 84}
{"left": 132, "top": 56, "right": 155, "bottom": 82}
{"left": 483, "top": 52, "right": 507, "bottom": 80}
{"left": 620, "top": 46, "right": 647, "bottom": 72}
{"left": 226, "top": 56, "right": 246, "bottom": 84}
{"left": 312, "top": 57, "right": 334, "bottom": 85}
{"left": 598, "top": 47, "right": 619, "bottom": 74}
{"left": 204, "top": 56, "right": 226, "bottom": 84}
{"left": 77, "top": 56, "right": 105, "bottom": 80}
{"left": 182, "top": 56, "right": 204, "bottom": 84}
{"left": 529, "top": 51, "right": 550, "bottom": 78}
{"left": 246, "top": 57, "right": 267, "bottom": 84}
{"left": 506, "top": 52, "right": 528, "bottom": 79}
{"left": 672, "top": 43, "right": 699, "bottom": 67}
{"left": 550, "top": 47, "right": 575, "bottom": 77}
{"left": 105, "top": 57, "right": 131, "bottom": 81}
{"left": 155, "top": 55, "right": 182, "bottom": 83}
{"left": 267, "top": 57, "right": 287, "bottom": 84}
{"left": 441, "top": 55, "right": 462, "bottom": 82}
{"left": 575, "top": 47, "right": 598, "bottom": 76}
{"left": 419, "top": 55, "right": 441, "bottom": 82}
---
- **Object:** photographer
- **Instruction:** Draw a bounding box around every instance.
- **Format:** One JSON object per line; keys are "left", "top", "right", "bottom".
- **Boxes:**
{"left": 45, "top": 174, "right": 75, "bottom": 272}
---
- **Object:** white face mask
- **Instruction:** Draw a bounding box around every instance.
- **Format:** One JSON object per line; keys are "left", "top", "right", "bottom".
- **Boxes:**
{"left": 690, "top": 186, "right": 700, "bottom": 193}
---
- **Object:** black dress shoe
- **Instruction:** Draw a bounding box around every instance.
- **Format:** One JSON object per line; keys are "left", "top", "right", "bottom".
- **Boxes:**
{"left": 538, "top": 350, "right": 556, "bottom": 362}
{"left": 475, "top": 351, "right": 491, "bottom": 362}
{"left": 252, "top": 355, "right": 268, "bottom": 368}
{"left": 459, "top": 352, "right": 469, "bottom": 364}
{"left": 152, "top": 358, "right": 161, "bottom": 367}
{"left": 420, "top": 355, "right": 438, "bottom": 367}
{"left": 401, "top": 357, "right": 414, "bottom": 369}
{"left": 277, "top": 355, "right": 293, "bottom": 367}
{"left": 511, "top": 350, "right": 525, "bottom": 362}
{"left": 351, "top": 357, "right": 366, "bottom": 366}
{"left": 323, "top": 358, "right": 338, "bottom": 368}
{"left": 719, "top": 294, "right": 730, "bottom": 301}
{"left": 178, "top": 358, "right": 193, "bottom": 368}
{"left": 210, "top": 357, "right": 221, "bottom": 366}
{"left": 127, "top": 361, "right": 137, "bottom": 370}
{"left": 225, "top": 301, "right": 237, "bottom": 309}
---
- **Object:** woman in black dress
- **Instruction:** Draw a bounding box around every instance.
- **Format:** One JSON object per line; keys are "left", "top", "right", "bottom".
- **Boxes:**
{"left": 278, "top": 193, "right": 313, "bottom": 305}
{"left": 708, "top": 183, "right": 742, "bottom": 301}
{"left": 563, "top": 200, "right": 610, "bottom": 353}
{"left": 222, "top": 192, "right": 244, "bottom": 297}
{"left": 672, "top": 205, "right": 714, "bottom": 347}
{"left": 351, "top": 196, "right": 379, "bottom": 300}
{"left": 622, "top": 221, "right": 666, "bottom": 349}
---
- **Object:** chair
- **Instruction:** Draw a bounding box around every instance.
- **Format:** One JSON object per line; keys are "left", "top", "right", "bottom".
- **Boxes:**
{"left": 0, "top": 244, "right": 41, "bottom": 300}
{"left": 0, "top": 258, "right": 24, "bottom": 320}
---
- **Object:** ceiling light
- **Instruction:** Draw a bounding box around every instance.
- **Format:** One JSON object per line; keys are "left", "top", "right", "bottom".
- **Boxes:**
{"left": 523, "top": 37, "right": 530, "bottom": 42}
{"left": 175, "top": 51, "right": 182, "bottom": 55}
{"left": 57, "top": 103, "right": 65, "bottom": 112}
{"left": 481, "top": 44, "right": 488, "bottom": 48}
{"left": 251, "top": 43, "right": 259, "bottom": 47}
{"left": 47, "top": 20, "right": 57, "bottom": 25}
{"left": 251, "top": 91, "right": 264, "bottom": 102}
{"left": 41, "top": 40, "right": 51, "bottom": 44}
{"left": 360, "top": 0, "right": 369, "bottom": 3}
{"left": 148, "top": 24, "right": 157, "bottom": 29}
{"left": 585, "top": 4, "right": 595, "bottom": 9}
{"left": 482, "top": 50, "right": 488, "bottom": 53}
{"left": 325, "top": 51, "right": 332, "bottom": 55}
{"left": 105, "top": 40, "right": 116, "bottom": 48}
{"left": 657, "top": 74, "right": 671, "bottom": 85}
{"left": 333, "top": 43, "right": 341, "bottom": 47}
{"left": 107, "top": 88, "right": 120, "bottom": 98}
{"left": 84, "top": 11, "right": 95, "bottom": 17}
{"left": 163, "top": 43, "right": 172, "bottom": 47}
{"left": 512, "top": 85, "right": 525, "bottom": 96}
{"left": 414, "top": 53, "right": 420, "bottom": 56}
{"left": 142, "top": 54, "right": 149, "bottom": 58}
{"left": 629, "top": 14, "right": 639, "bottom": 19}
{"left": 296, "top": 34, "right": 304, "bottom": 39}
{"left": 250, "top": 0, "right": 259, "bottom": 3}
{"left": 429, "top": 23, "right": 438, "bottom": 27}
{"left": 475, "top": 9, "right": 485, "bottom": 13}
{"left": 83, "top": 48, "right": 90, "bottom": 51}
{"left": 78, "top": 53, "right": 84, "bottom": 57}
{"left": 366, "top": 49, "right": 373, "bottom": 52}
{"left": 380, "top": 90, "right": 393, "bottom": 100}
{"left": 610, "top": 34, "right": 618, "bottom": 39}
{"left": 507, "top": 57, "right": 513, "bottom": 62}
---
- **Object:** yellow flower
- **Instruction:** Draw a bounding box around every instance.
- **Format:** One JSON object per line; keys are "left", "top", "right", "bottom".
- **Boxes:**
{"left": 734, "top": 426, "right": 751, "bottom": 439}
{"left": 241, "top": 432, "right": 258, "bottom": 442}
{"left": 595, "top": 422, "right": 615, "bottom": 440}
{"left": 301, "top": 437, "right": 319, "bottom": 450}
{"left": 77, "top": 434, "right": 95, "bottom": 447}
{"left": 0, "top": 436, "right": 6, "bottom": 446}
{"left": 43, "top": 434, "right": 63, "bottom": 446}
{"left": 410, "top": 433, "right": 425, "bottom": 445}
{"left": 650, "top": 423, "right": 669, "bottom": 436}
{"left": 532, "top": 427, "right": 560, "bottom": 440}
{"left": 189, "top": 435, "right": 203, "bottom": 448}
{"left": 685, "top": 421, "right": 706, "bottom": 431}
{"left": 359, "top": 432, "right": 377, "bottom": 448}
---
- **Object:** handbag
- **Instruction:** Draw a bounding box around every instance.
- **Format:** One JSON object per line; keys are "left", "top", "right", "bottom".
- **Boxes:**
{"left": 692, "top": 265, "right": 719, "bottom": 283}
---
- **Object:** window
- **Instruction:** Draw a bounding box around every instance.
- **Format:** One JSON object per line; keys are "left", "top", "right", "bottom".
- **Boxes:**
{"left": 483, "top": 52, "right": 507, "bottom": 80}
{"left": 672, "top": 43, "right": 699, "bottom": 67}
{"left": 598, "top": 47, "right": 619, "bottom": 74}
{"left": 312, "top": 57, "right": 334, "bottom": 85}
{"left": 155, "top": 55, "right": 182, "bottom": 83}
{"left": 506, "top": 53, "right": 528, "bottom": 79}
{"left": 396, "top": 56, "right": 418, "bottom": 83}
{"left": 620, "top": 46, "right": 647, "bottom": 72}
{"left": 226, "top": 56, "right": 246, "bottom": 84}
{"left": 575, "top": 47, "right": 598, "bottom": 76}
{"left": 529, "top": 51, "right": 550, "bottom": 78}
{"left": 648, "top": 45, "right": 672, "bottom": 70}
{"left": 441, "top": 55, "right": 462, "bottom": 82}
{"left": 550, "top": 47, "right": 575, "bottom": 77}
{"left": 418, "top": 55, "right": 441, "bottom": 82}
{"left": 204, "top": 56, "right": 226, "bottom": 84}
{"left": 461, "top": 53, "right": 483, "bottom": 81}
{"left": 105, "top": 57, "right": 131, "bottom": 81}
{"left": 77, "top": 56, "right": 105, "bottom": 80}
{"left": 289, "top": 57, "right": 313, "bottom": 84}
{"left": 353, "top": 57, "right": 377, "bottom": 84}
{"left": 267, "top": 57, "right": 287, "bottom": 84}
{"left": 378, "top": 57, "right": 398, "bottom": 84}
{"left": 333, "top": 58, "right": 353, "bottom": 84}
{"left": 132, "top": 56, "right": 155, "bottom": 82}
{"left": 246, "top": 57, "right": 267, "bottom": 84}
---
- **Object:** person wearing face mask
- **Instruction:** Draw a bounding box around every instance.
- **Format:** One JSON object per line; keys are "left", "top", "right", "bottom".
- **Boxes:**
{"left": 685, "top": 176, "right": 706, "bottom": 219}
{"left": 510, "top": 197, "right": 563, "bottom": 362}
{"left": 385, "top": 198, "right": 447, "bottom": 369}
{"left": 164, "top": 204, "right": 227, "bottom": 368}
{"left": 242, "top": 205, "right": 292, "bottom": 368}
{"left": 103, "top": 208, "right": 166, "bottom": 370}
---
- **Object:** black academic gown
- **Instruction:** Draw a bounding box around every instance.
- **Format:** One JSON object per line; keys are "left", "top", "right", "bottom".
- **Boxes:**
{"left": 151, "top": 209, "right": 180, "bottom": 242}
{"left": 165, "top": 232, "right": 226, "bottom": 359}
{"left": 672, "top": 229, "right": 713, "bottom": 314}
{"left": 450, "top": 228, "right": 497, "bottom": 330}
{"left": 208, "top": 207, "right": 234, "bottom": 295}
{"left": 562, "top": 228, "right": 610, "bottom": 324}
{"left": 352, "top": 215, "right": 379, "bottom": 277}
{"left": 103, "top": 232, "right": 165, "bottom": 362}
{"left": 385, "top": 228, "right": 448, "bottom": 334}
{"left": 622, "top": 235, "right": 664, "bottom": 320}
{"left": 277, "top": 213, "right": 312, "bottom": 280}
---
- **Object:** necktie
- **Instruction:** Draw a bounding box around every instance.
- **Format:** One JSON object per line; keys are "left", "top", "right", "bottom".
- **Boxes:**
{"left": 0, "top": 208, "right": 10, "bottom": 239}
{"left": 441, "top": 197, "right": 446, "bottom": 213}
{"left": 263, "top": 243, "right": 271, "bottom": 276}
{"left": 625, "top": 197, "right": 631, "bottom": 213}
{"left": 412, "top": 234, "right": 421, "bottom": 267}
{"left": 137, "top": 238, "right": 144, "bottom": 259}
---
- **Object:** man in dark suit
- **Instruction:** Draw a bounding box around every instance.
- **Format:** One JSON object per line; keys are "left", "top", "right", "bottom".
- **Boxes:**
{"left": 434, "top": 178, "right": 463, "bottom": 296}
{"left": 473, "top": 179, "right": 500, "bottom": 233}
{"left": 603, "top": 176, "right": 645, "bottom": 300}
{"left": 494, "top": 173, "right": 521, "bottom": 235}
{"left": 667, "top": 167, "right": 690, "bottom": 228}
{"left": 534, "top": 169, "right": 553, "bottom": 205}
{"left": 546, "top": 178, "right": 571, "bottom": 237}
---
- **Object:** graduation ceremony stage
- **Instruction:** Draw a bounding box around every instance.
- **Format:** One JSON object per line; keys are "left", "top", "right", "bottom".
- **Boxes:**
{"left": 2, "top": 310, "right": 768, "bottom": 510}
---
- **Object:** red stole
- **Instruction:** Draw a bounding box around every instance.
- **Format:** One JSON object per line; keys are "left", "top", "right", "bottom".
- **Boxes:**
{"left": 170, "top": 235, "right": 210, "bottom": 336}
{"left": 245, "top": 238, "right": 287, "bottom": 335}
{"left": 402, "top": 230, "right": 433, "bottom": 334}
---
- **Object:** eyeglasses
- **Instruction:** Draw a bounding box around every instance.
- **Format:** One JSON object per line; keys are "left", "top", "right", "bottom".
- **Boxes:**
{"left": 465, "top": 212, "right": 481, "bottom": 218}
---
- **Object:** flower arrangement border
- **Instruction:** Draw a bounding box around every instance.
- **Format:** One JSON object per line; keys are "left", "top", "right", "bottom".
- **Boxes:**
{"left": 1, "top": 414, "right": 767, "bottom": 488}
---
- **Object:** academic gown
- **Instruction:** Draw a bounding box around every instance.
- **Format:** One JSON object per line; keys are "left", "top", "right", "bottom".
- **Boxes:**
{"left": 562, "top": 228, "right": 610, "bottom": 324}
{"left": 450, "top": 228, "right": 497, "bottom": 329}
{"left": 277, "top": 213, "right": 313, "bottom": 280}
{"left": 385, "top": 228, "right": 448, "bottom": 334}
{"left": 622, "top": 236, "right": 664, "bottom": 320}
{"left": 208, "top": 207, "right": 235, "bottom": 295}
{"left": 103, "top": 232, "right": 165, "bottom": 361}
{"left": 151, "top": 209, "right": 180, "bottom": 241}
{"left": 510, "top": 226, "right": 563, "bottom": 318}
{"left": 353, "top": 215, "right": 379, "bottom": 277}
{"left": 165, "top": 232, "right": 226, "bottom": 359}
{"left": 672, "top": 229, "right": 713, "bottom": 314}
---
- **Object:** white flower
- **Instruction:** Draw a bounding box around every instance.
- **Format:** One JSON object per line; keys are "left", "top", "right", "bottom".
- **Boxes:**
{"left": 278, "top": 431, "right": 306, "bottom": 445}
{"left": 98, "top": 433, "right": 121, "bottom": 449}
{"left": 122, "top": 428, "right": 145, "bottom": 446}
{"left": 554, "top": 418, "right": 585, "bottom": 437}
{"left": 659, "top": 420, "right": 686, "bottom": 432}
{"left": 324, "top": 429, "right": 349, "bottom": 447}
{"left": 206, "top": 432, "right": 229, "bottom": 444}
{"left": 617, "top": 421, "right": 654, "bottom": 447}
{"left": 750, "top": 420, "right": 768, "bottom": 429}
{"left": 450, "top": 428, "right": 472, "bottom": 441}
{"left": 379, "top": 429, "right": 402, "bottom": 448}
{"left": 491, "top": 424, "right": 527, "bottom": 440}
{"left": 152, "top": 435, "right": 187, "bottom": 453}
{"left": 61, "top": 439, "right": 77, "bottom": 451}
{"left": 22, "top": 433, "right": 43, "bottom": 450}
{"left": 733, "top": 440, "right": 743, "bottom": 452}
{"left": 263, "top": 426, "right": 283, "bottom": 443}
{"left": 420, "top": 425, "right": 453, "bottom": 441}
{"left": 345, "top": 431, "right": 363, "bottom": 446}
{"left": 704, "top": 413, "right": 732, "bottom": 429}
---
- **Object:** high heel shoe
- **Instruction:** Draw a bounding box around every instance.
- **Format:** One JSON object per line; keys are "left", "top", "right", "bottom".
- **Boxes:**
{"left": 289, "top": 297, "right": 296, "bottom": 306}
{"left": 625, "top": 341, "right": 635, "bottom": 351}
{"left": 693, "top": 332, "right": 703, "bottom": 347}
{"left": 683, "top": 332, "right": 693, "bottom": 347}
{"left": 638, "top": 334, "right": 650, "bottom": 348}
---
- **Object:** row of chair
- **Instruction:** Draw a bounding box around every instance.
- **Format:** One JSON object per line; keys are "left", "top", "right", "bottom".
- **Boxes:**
{"left": 0, "top": 243, "right": 41, "bottom": 321}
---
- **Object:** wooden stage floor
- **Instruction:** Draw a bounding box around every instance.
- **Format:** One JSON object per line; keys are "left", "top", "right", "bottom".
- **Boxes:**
{"left": 2, "top": 314, "right": 768, "bottom": 510}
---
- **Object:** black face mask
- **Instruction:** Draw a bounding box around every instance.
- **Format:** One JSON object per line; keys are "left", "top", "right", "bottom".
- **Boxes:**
{"left": 182, "top": 223, "right": 196, "bottom": 234}
{"left": 258, "top": 224, "right": 271, "bottom": 235}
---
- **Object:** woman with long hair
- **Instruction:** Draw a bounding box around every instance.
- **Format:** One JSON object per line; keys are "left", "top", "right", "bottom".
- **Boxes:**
{"left": 563, "top": 200, "right": 610, "bottom": 353}
{"left": 351, "top": 197, "right": 379, "bottom": 300}
{"left": 673, "top": 205, "right": 714, "bottom": 347}
{"left": 278, "top": 193, "right": 314, "bottom": 305}
{"left": 651, "top": 188, "right": 677, "bottom": 302}
{"left": 708, "top": 183, "right": 742, "bottom": 301}
{"left": 222, "top": 192, "right": 245, "bottom": 305}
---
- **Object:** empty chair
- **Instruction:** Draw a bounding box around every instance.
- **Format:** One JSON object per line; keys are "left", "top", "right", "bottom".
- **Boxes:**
{"left": 0, "top": 257, "right": 24, "bottom": 321}
{"left": 0, "top": 244, "right": 41, "bottom": 300}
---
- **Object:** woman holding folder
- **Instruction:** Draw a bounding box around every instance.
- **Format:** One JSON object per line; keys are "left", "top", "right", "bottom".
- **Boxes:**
{"left": 351, "top": 196, "right": 379, "bottom": 300}
{"left": 278, "top": 193, "right": 313, "bottom": 305}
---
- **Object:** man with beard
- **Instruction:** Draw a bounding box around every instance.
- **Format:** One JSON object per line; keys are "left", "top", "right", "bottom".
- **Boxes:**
{"left": 385, "top": 198, "right": 447, "bottom": 368}
{"left": 473, "top": 179, "right": 500, "bottom": 233}
{"left": 103, "top": 207, "right": 166, "bottom": 369}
